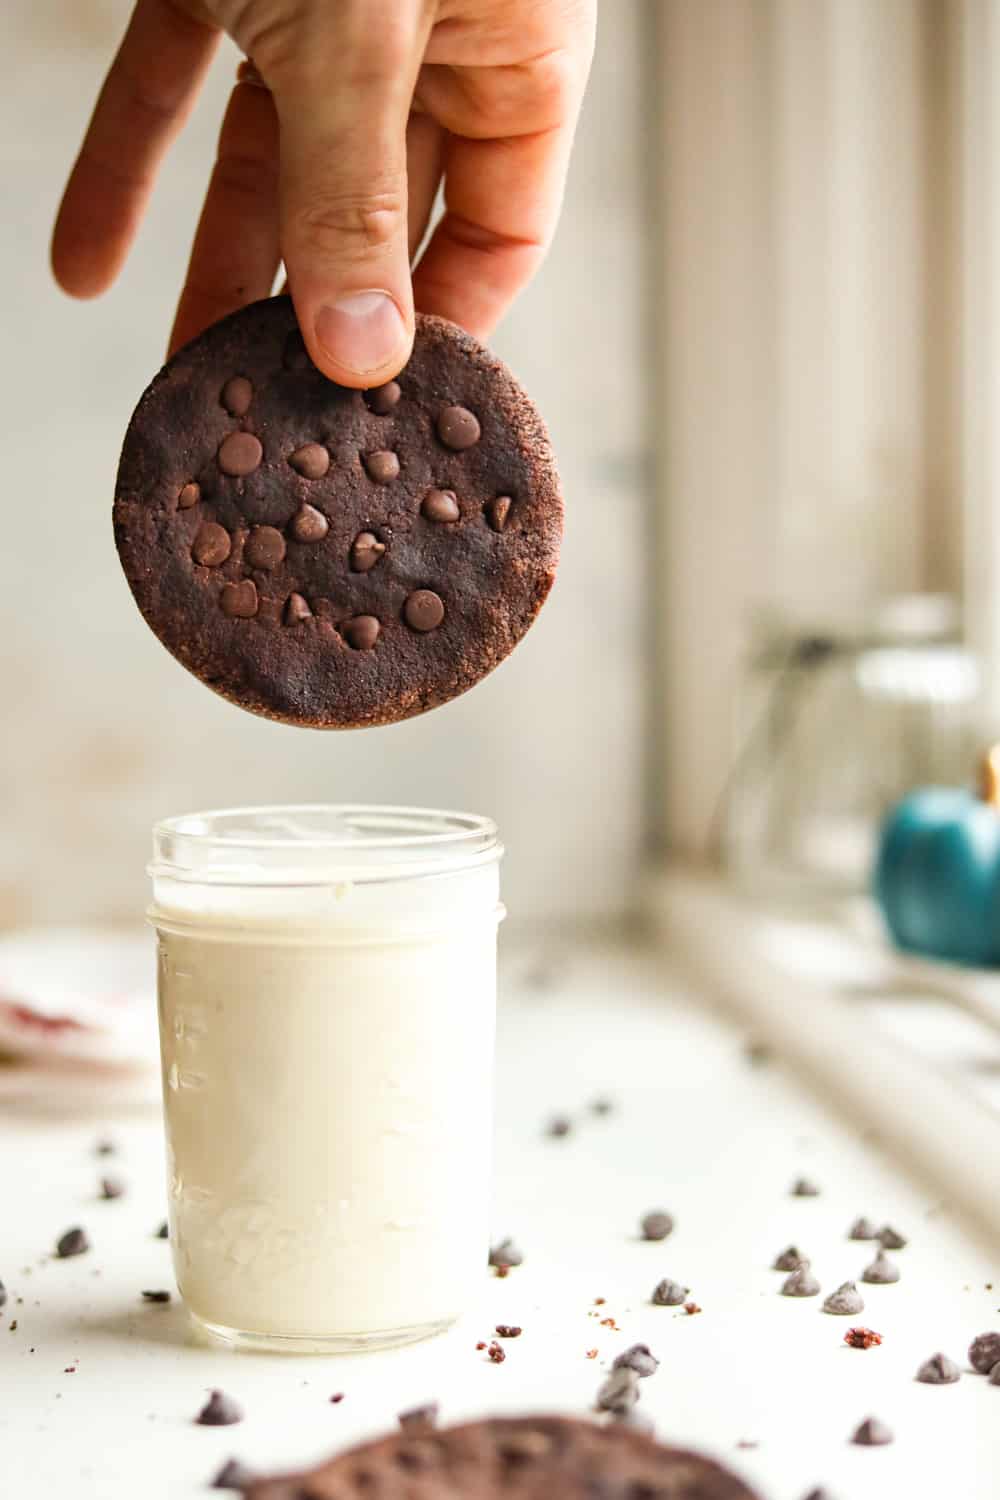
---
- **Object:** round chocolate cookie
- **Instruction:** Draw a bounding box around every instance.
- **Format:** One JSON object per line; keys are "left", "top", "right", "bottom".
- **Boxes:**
{"left": 114, "top": 298, "right": 562, "bottom": 728}
{"left": 242, "top": 1415, "right": 763, "bottom": 1499}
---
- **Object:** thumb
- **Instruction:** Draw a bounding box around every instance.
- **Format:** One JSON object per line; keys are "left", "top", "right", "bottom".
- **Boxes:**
{"left": 271, "top": 27, "right": 419, "bottom": 387}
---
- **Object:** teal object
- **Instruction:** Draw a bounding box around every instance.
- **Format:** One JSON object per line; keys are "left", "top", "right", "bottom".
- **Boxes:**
{"left": 875, "top": 772, "right": 1000, "bottom": 967}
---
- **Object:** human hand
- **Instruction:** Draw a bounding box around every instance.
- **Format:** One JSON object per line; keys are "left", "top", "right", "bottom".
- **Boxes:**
{"left": 51, "top": 0, "right": 596, "bottom": 388}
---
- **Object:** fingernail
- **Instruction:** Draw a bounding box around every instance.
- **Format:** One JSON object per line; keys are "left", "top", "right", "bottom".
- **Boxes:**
{"left": 315, "top": 291, "right": 407, "bottom": 376}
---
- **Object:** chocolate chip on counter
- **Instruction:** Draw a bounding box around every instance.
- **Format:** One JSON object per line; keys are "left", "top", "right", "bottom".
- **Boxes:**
{"left": 823, "top": 1281, "right": 864, "bottom": 1316}
{"left": 848, "top": 1216, "right": 878, "bottom": 1241}
{"left": 495, "top": 1325, "right": 522, "bottom": 1338}
{"left": 141, "top": 1290, "right": 171, "bottom": 1303}
{"left": 99, "top": 1177, "right": 125, "bottom": 1200}
{"left": 192, "top": 522, "right": 232, "bottom": 567}
{"left": 861, "top": 1250, "right": 900, "bottom": 1285}
{"left": 791, "top": 1177, "right": 820, "bottom": 1197}
{"left": 422, "top": 489, "right": 461, "bottom": 523}
{"left": 851, "top": 1417, "right": 893, "bottom": 1446}
{"left": 652, "top": 1278, "right": 688, "bottom": 1307}
{"left": 196, "top": 1389, "right": 244, "bottom": 1426}
{"left": 877, "top": 1225, "right": 907, "bottom": 1251}
{"left": 640, "top": 1211, "right": 674, "bottom": 1242}
{"left": 55, "top": 1228, "right": 89, "bottom": 1259}
{"left": 290, "top": 504, "right": 329, "bottom": 543}
{"left": 781, "top": 1265, "right": 821, "bottom": 1298}
{"left": 398, "top": 1402, "right": 439, "bottom": 1431}
{"left": 221, "top": 581, "right": 259, "bottom": 619}
{"left": 916, "top": 1353, "right": 961, "bottom": 1384}
{"left": 211, "top": 1458, "right": 256, "bottom": 1491}
{"left": 363, "top": 449, "right": 400, "bottom": 484}
{"left": 284, "top": 593, "right": 312, "bottom": 625}
{"left": 403, "top": 590, "right": 445, "bottom": 632}
{"left": 220, "top": 376, "right": 253, "bottom": 416}
{"left": 366, "top": 381, "right": 400, "bottom": 414}
{"left": 289, "top": 442, "right": 329, "bottom": 479}
{"left": 546, "top": 1116, "right": 571, "bottom": 1138}
{"left": 437, "top": 405, "right": 481, "bottom": 450}
{"left": 969, "top": 1332, "right": 1000, "bottom": 1373}
{"left": 487, "top": 1341, "right": 505, "bottom": 1363}
{"left": 612, "top": 1343, "right": 659, "bottom": 1378}
{"left": 245, "top": 526, "right": 286, "bottom": 570}
{"left": 596, "top": 1366, "right": 640, "bottom": 1414}
{"left": 844, "top": 1327, "right": 882, "bottom": 1349}
{"left": 343, "top": 615, "right": 380, "bottom": 651}
{"left": 488, "top": 1238, "right": 523, "bottom": 1268}
{"left": 772, "top": 1245, "right": 806, "bottom": 1272}
{"left": 683, "top": 1301, "right": 702, "bottom": 1316}
{"left": 156, "top": 1221, "right": 169, "bottom": 1239}
{"left": 177, "top": 483, "right": 200, "bottom": 510}
{"left": 486, "top": 496, "right": 512, "bottom": 532}
{"left": 349, "top": 531, "right": 386, "bottom": 572}
{"left": 217, "top": 430, "right": 262, "bottom": 477}
{"left": 330, "top": 1392, "right": 345, "bottom": 1404}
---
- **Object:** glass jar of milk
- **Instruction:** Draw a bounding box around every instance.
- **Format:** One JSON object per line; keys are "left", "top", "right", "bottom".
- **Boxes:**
{"left": 148, "top": 805, "right": 503, "bottom": 1352}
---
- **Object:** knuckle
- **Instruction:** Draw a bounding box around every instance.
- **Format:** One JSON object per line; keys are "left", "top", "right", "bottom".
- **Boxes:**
{"left": 212, "top": 152, "right": 276, "bottom": 203}
{"left": 292, "top": 189, "right": 405, "bottom": 258}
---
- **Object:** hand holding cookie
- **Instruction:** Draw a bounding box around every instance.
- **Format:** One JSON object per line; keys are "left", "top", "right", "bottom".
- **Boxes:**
{"left": 50, "top": 0, "right": 596, "bottom": 385}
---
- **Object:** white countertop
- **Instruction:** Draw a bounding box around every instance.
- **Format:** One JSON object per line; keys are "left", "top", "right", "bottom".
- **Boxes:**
{"left": 1, "top": 939, "right": 997, "bottom": 1499}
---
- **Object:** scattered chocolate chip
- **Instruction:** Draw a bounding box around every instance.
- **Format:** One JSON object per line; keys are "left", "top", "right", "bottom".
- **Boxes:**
{"left": 823, "top": 1282, "right": 864, "bottom": 1316}
{"left": 55, "top": 1228, "right": 89, "bottom": 1259}
{"left": 217, "top": 431, "right": 262, "bottom": 477}
{"left": 683, "top": 1301, "right": 702, "bottom": 1315}
{"left": 486, "top": 495, "right": 512, "bottom": 532}
{"left": 476, "top": 1341, "right": 487, "bottom": 1350}
{"left": 791, "top": 1177, "right": 820, "bottom": 1197}
{"left": 289, "top": 442, "right": 329, "bottom": 479}
{"left": 652, "top": 1279, "right": 688, "bottom": 1307}
{"left": 612, "top": 1343, "right": 659, "bottom": 1378}
{"left": 877, "top": 1225, "right": 907, "bottom": 1251}
{"left": 547, "top": 1116, "right": 571, "bottom": 1138}
{"left": 590, "top": 1098, "right": 614, "bottom": 1115}
{"left": 177, "top": 482, "right": 200, "bottom": 510}
{"left": 398, "top": 1402, "right": 439, "bottom": 1431}
{"left": 487, "top": 1341, "right": 505, "bottom": 1363}
{"left": 596, "top": 1366, "right": 640, "bottom": 1414}
{"left": 848, "top": 1216, "right": 878, "bottom": 1241}
{"left": 330, "top": 1392, "right": 344, "bottom": 1404}
{"left": 969, "top": 1331, "right": 1000, "bottom": 1373}
{"left": 782, "top": 1265, "right": 821, "bottom": 1297}
{"left": 488, "top": 1238, "right": 523, "bottom": 1268}
{"left": 851, "top": 1416, "right": 893, "bottom": 1446}
{"left": 861, "top": 1250, "right": 900, "bottom": 1285}
{"left": 211, "top": 1457, "right": 256, "bottom": 1490}
{"left": 363, "top": 449, "right": 400, "bottom": 483}
{"left": 437, "top": 405, "right": 480, "bottom": 450}
{"left": 916, "top": 1352, "right": 961, "bottom": 1384}
{"left": 192, "top": 522, "right": 231, "bottom": 567}
{"left": 495, "top": 1325, "right": 522, "bottom": 1338}
{"left": 141, "top": 1290, "right": 171, "bottom": 1303}
{"left": 8, "top": 1320, "right": 16, "bottom": 1332}
{"left": 99, "top": 1176, "right": 125, "bottom": 1200}
{"left": 221, "top": 580, "right": 259, "bottom": 619}
{"left": 196, "top": 1389, "right": 244, "bottom": 1426}
{"left": 284, "top": 593, "right": 312, "bottom": 624}
{"left": 844, "top": 1327, "right": 882, "bottom": 1349}
{"left": 343, "top": 615, "right": 380, "bottom": 651}
{"left": 640, "top": 1211, "right": 674, "bottom": 1242}
{"left": 366, "top": 381, "right": 400, "bottom": 414}
{"left": 290, "top": 504, "right": 329, "bottom": 543}
{"left": 220, "top": 376, "right": 253, "bottom": 417}
{"left": 773, "top": 1245, "right": 806, "bottom": 1272}
{"left": 156, "top": 1221, "right": 168, "bottom": 1239}
{"left": 422, "top": 488, "right": 461, "bottom": 523}
{"left": 349, "top": 531, "right": 386, "bottom": 572}
{"left": 403, "top": 589, "right": 445, "bottom": 632}
{"left": 0, "top": 1282, "right": 6, "bottom": 1308}
{"left": 245, "top": 526, "right": 286, "bottom": 569}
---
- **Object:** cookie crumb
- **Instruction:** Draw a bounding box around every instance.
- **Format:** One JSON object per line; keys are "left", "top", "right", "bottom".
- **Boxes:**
{"left": 845, "top": 1327, "right": 882, "bottom": 1349}
{"left": 683, "top": 1301, "right": 702, "bottom": 1315}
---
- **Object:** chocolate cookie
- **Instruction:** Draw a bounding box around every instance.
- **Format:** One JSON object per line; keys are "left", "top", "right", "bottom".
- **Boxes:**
{"left": 114, "top": 299, "right": 562, "bottom": 728}
{"left": 242, "top": 1415, "right": 763, "bottom": 1499}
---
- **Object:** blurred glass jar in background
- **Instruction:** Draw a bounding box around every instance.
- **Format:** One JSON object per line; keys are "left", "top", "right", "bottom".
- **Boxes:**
{"left": 719, "top": 596, "right": 980, "bottom": 901}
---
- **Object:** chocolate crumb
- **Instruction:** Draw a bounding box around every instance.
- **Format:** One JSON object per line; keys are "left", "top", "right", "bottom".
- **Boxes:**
{"left": 590, "top": 1098, "right": 614, "bottom": 1115}
{"left": 546, "top": 1116, "right": 572, "bottom": 1138}
{"left": 640, "top": 1211, "right": 674, "bottom": 1242}
{"left": 0, "top": 1281, "right": 6, "bottom": 1309}
{"left": 971, "top": 1331, "right": 1000, "bottom": 1373}
{"left": 823, "top": 1281, "right": 864, "bottom": 1316}
{"left": 736, "top": 1440, "right": 759, "bottom": 1450}
{"left": 683, "top": 1301, "right": 702, "bottom": 1315}
{"left": 487, "top": 1341, "right": 505, "bottom": 1363}
{"left": 488, "top": 1238, "right": 523, "bottom": 1268}
{"left": 495, "top": 1325, "right": 522, "bottom": 1338}
{"left": 851, "top": 1416, "right": 893, "bottom": 1446}
{"left": 99, "top": 1176, "right": 125, "bottom": 1200}
{"left": 64, "top": 1365, "right": 77, "bottom": 1374}
{"left": 594, "top": 1296, "right": 606, "bottom": 1306}
{"left": 398, "top": 1402, "right": 439, "bottom": 1431}
{"left": 55, "top": 1228, "right": 89, "bottom": 1259}
{"left": 848, "top": 1216, "right": 878, "bottom": 1241}
{"left": 612, "top": 1343, "right": 659, "bottom": 1378}
{"left": 586, "top": 1348, "right": 599, "bottom": 1359}
{"left": 196, "top": 1390, "right": 243, "bottom": 1427}
{"left": 155, "top": 1221, "right": 168, "bottom": 1240}
{"left": 916, "top": 1352, "right": 961, "bottom": 1384}
{"left": 95, "top": 1138, "right": 115, "bottom": 1157}
{"left": 9, "top": 1320, "right": 16, "bottom": 1332}
{"left": 772, "top": 1245, "right": 806, "bottom": 1272}
{"left": 877, "top": 1225, "right": 907, "bottom": 1251}
{"left": 141, "top": 1290, "right": 171, "bottom": 1303}
{"left": 476, "top": 1341, "right": 487, "bottom": 1351}
{"left": 781, "top": 1264, "right": 821, "bottom": 1297}
{"left": 844, "top": 1327, "right": 882, "bottom": 1349}
{"left": 861, "top": 1250, "right": 900, "bottom": 1284}
{"left": 211, "top": 1458, "right": 256, "bottom": 1490}
{"left": 329, "top": 1392, "right": 344, "bottom": 1404}
{"left": 791, "top": 1177, "right": 821, "bottom": 1197}
{"left": 600, "top": 1317, "right": 619, "bottom": 1330}
{"left": 652, "top": 1278, "right": 688, "bottom": 1307}
{"left": 596, "top": 1366, "right": 641, "bottom": 1413}
{"left": 801, "top": 1490, "right": 835, "bottom": 1500}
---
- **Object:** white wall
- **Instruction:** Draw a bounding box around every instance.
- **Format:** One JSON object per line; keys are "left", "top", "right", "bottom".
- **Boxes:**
{"left": 0, "top": 2, "right": 647, "bottom": 928}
